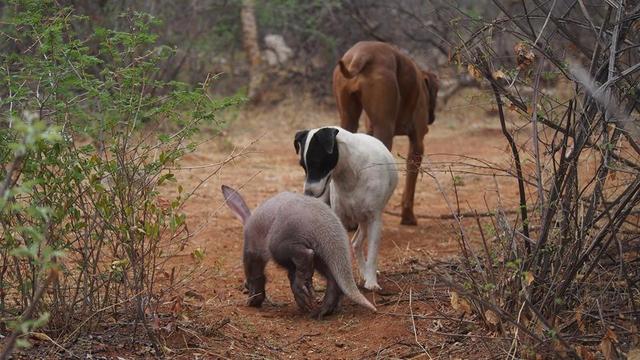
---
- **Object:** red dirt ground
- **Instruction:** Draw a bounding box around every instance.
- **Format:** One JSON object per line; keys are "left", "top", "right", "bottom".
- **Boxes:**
{"left": 153, "top": 92, "right": 524, "bottom": 359}
{"left": 14, "top": 92, "right": 527, "bottom": 359}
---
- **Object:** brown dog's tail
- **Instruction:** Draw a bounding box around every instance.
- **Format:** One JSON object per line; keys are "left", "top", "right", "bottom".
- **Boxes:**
{"left": 338, "top": 60, "right": 354, "bottom": 79}
{"left": 424, "top": 71, "right": 439, "bottom": 125}
{"left": 338, "top": 53, "right": 371, "bottom": 79}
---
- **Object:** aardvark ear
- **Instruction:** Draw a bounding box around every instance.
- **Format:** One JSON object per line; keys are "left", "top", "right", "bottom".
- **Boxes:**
{"left": 316, "top": 127, "right": 339, "bottom": 154}
{"left": 294, "top": 130, "right": 309, "bottom": 155}
{"left": 221, "top": 185, "right": 251, "bottom": 224}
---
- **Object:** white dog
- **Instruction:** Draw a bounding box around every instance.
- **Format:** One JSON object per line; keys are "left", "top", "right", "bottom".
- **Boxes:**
{"left": 294, "top": 126, "right": 398, "bottom": 290}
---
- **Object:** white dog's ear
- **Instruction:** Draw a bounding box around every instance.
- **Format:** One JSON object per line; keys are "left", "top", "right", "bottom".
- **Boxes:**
{"left": 294, "top": 130, "right": 309, "bottom": 154}
{"left": 316, "top": 127, "right": 339, "bottom": 154}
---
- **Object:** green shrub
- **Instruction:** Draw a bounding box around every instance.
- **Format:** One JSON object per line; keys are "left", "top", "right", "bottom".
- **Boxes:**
{"left": 0, "top": 1, "right": 240, "bottom": 356}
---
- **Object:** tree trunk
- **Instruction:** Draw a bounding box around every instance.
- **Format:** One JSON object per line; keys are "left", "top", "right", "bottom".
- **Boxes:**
{"left": 241, "top": 0, "right": 262, "bottom": 102}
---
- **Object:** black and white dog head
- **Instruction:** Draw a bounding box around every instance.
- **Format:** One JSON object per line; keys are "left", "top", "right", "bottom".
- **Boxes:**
{"left": 294, "top": 127, "right": 339, "bottom": 198}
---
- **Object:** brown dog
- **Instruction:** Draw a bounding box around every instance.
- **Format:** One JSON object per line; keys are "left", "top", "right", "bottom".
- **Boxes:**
{"left": 332, "top": 41, "right": 438, "bottom": 225}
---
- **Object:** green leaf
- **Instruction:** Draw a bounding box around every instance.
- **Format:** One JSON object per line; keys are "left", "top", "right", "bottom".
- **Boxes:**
{"left": 16, "top": 338, "right": 32, "bottom": 349}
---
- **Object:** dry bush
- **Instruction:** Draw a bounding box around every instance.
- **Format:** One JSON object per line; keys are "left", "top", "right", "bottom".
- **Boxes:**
{"left": 430, "top": 2, "right": 640, "bottom": 358}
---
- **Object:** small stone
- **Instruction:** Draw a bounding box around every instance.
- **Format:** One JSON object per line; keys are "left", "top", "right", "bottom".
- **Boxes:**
{"left": 335, "top": 341, "right": 345, "bottom": 348}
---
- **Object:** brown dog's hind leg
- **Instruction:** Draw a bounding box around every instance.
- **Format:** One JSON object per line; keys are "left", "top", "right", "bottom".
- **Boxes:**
{"left": 336, "top": 91, "right": 362, "bottom": 133}
{"left": 401, "top": 136, "right": 424, "bottom": 225}
{"left": 360, "top": 74, "right": 398, "bottom": 150}
{"left": 372, "top": 125, "right": 394, "bottom": 150}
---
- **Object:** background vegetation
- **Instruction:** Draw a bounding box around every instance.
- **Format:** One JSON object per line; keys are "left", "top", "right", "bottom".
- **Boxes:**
{"left": 1, "top": 0, "right": 639, "bottom": 358}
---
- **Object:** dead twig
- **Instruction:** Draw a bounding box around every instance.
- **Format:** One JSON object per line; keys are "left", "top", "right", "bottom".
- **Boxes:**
{"left": 384, "top": 209, "right": 517, "bottom": 220}
{"left": 409, "top": 288, "right": 432, "bottom": 360}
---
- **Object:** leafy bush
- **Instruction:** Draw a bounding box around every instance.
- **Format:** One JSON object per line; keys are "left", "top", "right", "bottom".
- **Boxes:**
{"left": 0, "top": 1, "right": 240, "bottom": 356}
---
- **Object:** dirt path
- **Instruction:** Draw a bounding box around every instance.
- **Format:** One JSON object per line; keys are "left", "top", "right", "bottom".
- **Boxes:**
{"left": 168, "top": 96, "right": 520, "bottom": 359}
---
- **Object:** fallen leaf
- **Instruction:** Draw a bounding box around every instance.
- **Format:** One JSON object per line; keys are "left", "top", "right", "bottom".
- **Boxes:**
{"left": 553, "top": 340, "right": 569, "bottom": 359}
{"left": 606, "top": 328, "right": 619, "bottom": 343}
{"left": 450, "top": 291, "right": 472, "bottom": 314}
{"left": 185, "top": 289, "right": 205, "bottom": 301}
{"left": 628, "top": 348, "right": 640, "bottom": 360}
{"left": 524, "top": 271, "right": 535, "bottom": 286}
{"left": 171, "top": 296, "right": 183, "bottom": 316}
{"left": 493, "top": 70, "right": 507, "bottom": 80}
{"left": 575, "top": 308, "right": 586, "bottom": 333}
{"left": 450, "top": 291, "right": 461, "bottom": 311}
{"left": 601, "top": 338, "right": 617, "bottom": 360}
{"left": 576, "top": 345, "right": 596, "bottom": 360}
{"left": 508, "top": 102, "right": 523, "bottom": 113}
{"left": 484, "top": 309, "right": 500, "bottom": 326}
{"left": 514, "top": 42, "right": 536, "bottom": 70}
{"left": 600, "top": 328, "right": 619, "bottom": 360}
{"left": 468, "top": 64, "right": 483, "bottom": 81}
{"left": 460, "top": 298, "right": 472, "bottom": 313}
{"left": 30, "top": 332, "right": 51, "bottom": 342}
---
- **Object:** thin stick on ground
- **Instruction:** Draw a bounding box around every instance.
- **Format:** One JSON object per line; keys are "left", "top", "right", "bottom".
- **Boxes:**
{"left": 409, "top": 288, "right": 433, "bottom": 360}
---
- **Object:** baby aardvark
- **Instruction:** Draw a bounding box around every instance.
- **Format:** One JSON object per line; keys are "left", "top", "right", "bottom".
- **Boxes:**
{"left": 221, "top": 185, "right": 376, "bottom": 319}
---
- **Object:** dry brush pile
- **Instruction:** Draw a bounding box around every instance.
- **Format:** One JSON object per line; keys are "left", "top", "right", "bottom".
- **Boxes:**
{"left": 428, "top": 1, "right": 640, "bottom": 359}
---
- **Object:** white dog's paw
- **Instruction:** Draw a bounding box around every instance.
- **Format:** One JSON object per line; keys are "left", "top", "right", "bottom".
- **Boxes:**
{"left": 364, "top": 279, "right": 382, "bottom": 291}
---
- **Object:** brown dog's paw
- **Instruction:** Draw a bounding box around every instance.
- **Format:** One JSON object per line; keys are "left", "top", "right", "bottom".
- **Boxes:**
{"left": 400, "top": 209, "right": 418, "bottom": 225}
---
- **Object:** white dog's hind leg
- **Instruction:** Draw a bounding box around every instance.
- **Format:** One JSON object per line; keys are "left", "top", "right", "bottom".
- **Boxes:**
{"left": 351, "top": 225, "right": 367, "bottom": 278}
{"left": 363, "top": 217, "right": 382, "bottom": 291}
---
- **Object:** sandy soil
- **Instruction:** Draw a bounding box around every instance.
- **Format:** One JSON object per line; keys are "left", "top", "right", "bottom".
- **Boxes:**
{"left": 10, "top": 92, "right": 526, "bottom": 359}
{"left": 147, "top": 92, "right": 524, "bottom": 359}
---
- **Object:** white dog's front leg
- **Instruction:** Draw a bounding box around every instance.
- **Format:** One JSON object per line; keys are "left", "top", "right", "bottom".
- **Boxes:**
{"left": 363, "top": 217, "right": 382, "bottom": 291}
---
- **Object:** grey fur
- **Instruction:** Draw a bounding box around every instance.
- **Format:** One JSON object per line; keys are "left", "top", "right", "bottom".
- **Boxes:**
{"left": 221, "top": 185, "right": 376, "bottom": 318}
